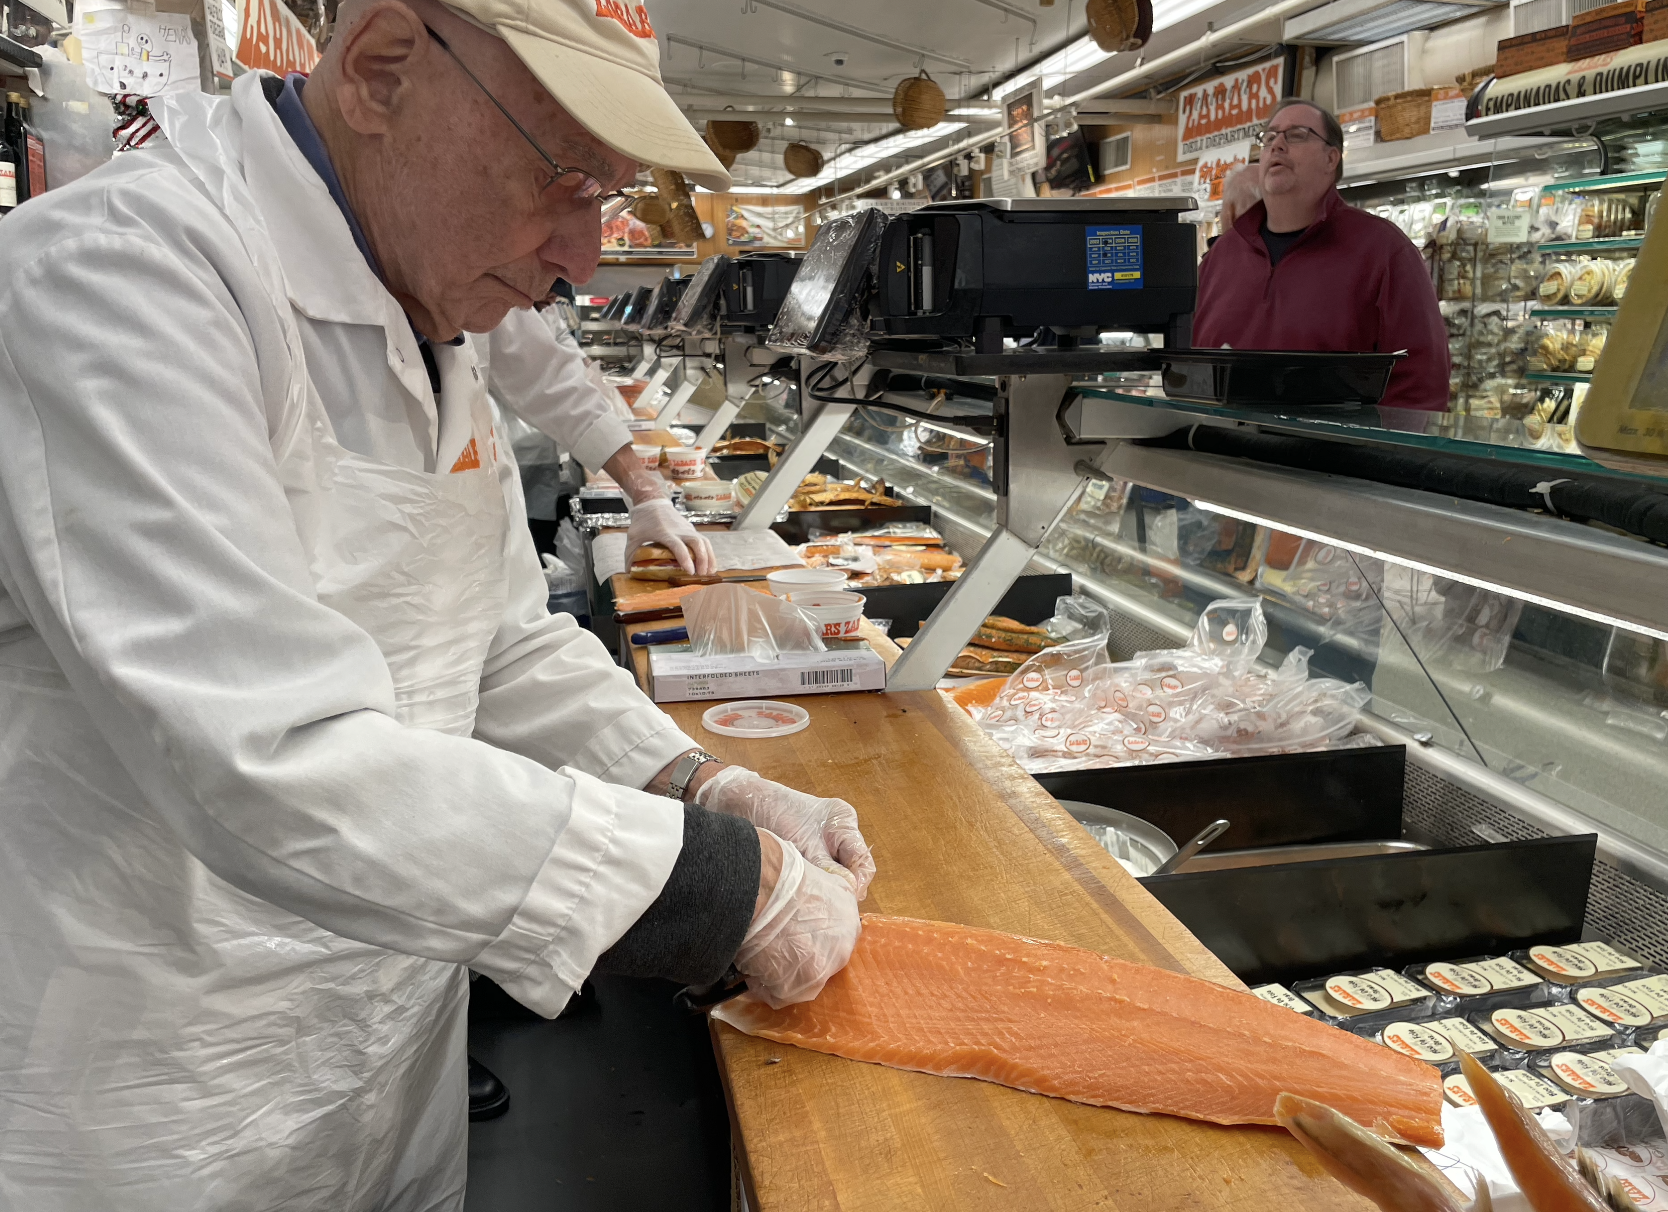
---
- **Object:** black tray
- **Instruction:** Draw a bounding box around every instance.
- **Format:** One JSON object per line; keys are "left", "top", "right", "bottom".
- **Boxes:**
{"left": 770, "top": 504, "right": 936, "bottom": 546}
{"left": 1141, "top": 833, "right": 1595, "bottom": 986}
{"left": 1159, "top": 349, "right": 1402, "bottom": 409}
{"left": 1034, "top": 745, "right": 1406, "bottom": 853}
{"left": 863, "top": 572, "right": 1073, "bottom": 639}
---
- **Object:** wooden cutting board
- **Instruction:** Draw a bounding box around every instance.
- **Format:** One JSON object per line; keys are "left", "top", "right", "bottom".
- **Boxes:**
{"left": 615, "top": 583, "right": 1386, "bottom": 1211}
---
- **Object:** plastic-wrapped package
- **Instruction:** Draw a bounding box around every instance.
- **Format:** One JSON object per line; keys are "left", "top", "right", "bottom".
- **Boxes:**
{"left": 682, "top": 582, "right": 826, "bottom": 662}
{"left": 973, "top": 598, "right": 1371, "bottom": 773}
{"left": 1378, "top": 565, "right": 1523, "bottom": 675}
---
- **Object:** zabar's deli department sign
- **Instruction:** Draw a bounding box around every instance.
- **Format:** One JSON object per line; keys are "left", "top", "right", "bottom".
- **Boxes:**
{"left": 1177, "top": 59, "right": 1284, "bottom": 161}
{"left": 1480, "top": 40, "right": 1668, "bottom": 116}
{"left": 236, "top": 0, "right": 319, "bottom": 77}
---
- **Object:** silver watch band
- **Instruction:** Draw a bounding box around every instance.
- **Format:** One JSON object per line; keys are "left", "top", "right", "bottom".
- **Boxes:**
{"left": 668, "top": 750, "right": 722, "bottom": 801}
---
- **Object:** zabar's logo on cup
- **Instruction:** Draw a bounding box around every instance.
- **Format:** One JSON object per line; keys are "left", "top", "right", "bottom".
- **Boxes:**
{"left": 595, "top": 0, "right": 654, "bottom": 38}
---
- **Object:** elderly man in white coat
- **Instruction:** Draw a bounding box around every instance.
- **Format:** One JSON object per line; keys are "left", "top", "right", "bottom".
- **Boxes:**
{"left": 0, "top": 0, "right": 873, "bottom": 1207}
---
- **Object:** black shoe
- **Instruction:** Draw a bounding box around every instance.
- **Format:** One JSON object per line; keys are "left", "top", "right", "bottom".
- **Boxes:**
{"left": 468, "top": 1056, "right": 510, "bottom": 1121}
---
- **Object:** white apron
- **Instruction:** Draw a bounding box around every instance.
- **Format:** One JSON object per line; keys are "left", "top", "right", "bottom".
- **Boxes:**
{"left": 0, "top": 89, "right": 508, "bottom": 1210}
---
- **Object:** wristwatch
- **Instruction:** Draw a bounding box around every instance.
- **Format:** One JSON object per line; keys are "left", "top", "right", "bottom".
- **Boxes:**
{"left": 667, "top": 750, "right": 723, "bottom": 801}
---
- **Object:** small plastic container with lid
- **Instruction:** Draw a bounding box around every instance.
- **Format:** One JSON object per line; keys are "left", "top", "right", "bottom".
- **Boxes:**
{"left": 1569, "top": 972, "right": 1668, "bottom": 1032}
{"left": 1471, "top": 1001, "right": 1622, "bottom": 1056}
{"left": 1405, "top": 955, "right": 1552, "bottom": 1012}
{"left": 1250, "top": 983, "right": 1316, "bottom": 1016}
{"left": 1443, "top": 1065, "right": 1573, "bottom": 1112}
{"left": 1528, "top": 1048, "right": 1658, "bottom": 1147}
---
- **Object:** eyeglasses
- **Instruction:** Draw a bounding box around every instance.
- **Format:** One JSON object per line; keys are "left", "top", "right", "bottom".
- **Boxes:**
{"left": 425, "top": 25, "right": 635, "bottom": 221}
{"left": 1256, "top": 124, "right": 1336, "bottom": 149}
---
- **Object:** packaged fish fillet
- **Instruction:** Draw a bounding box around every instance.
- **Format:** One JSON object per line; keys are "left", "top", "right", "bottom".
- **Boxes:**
{"left": 1441, "top": 1065, "right": 1571, "bottom": 1111}
{"left": 1405, "top": 955, "right": 1548, "bottom": 1008}
{"left": 1529, "top": 1048, "right": 1660, "bottom": 1147}
{"left": 1250, "top": 983, "right": 1315, "bottom": 1015}
{"left": 1571, "top": 974, "right": 1668, "bottom": 1031}
{"left": 1293, "top": 967, "right": 1445, "bottom": 1023}
{"left": 1368, "top": 1018, "right": 1465, "bottom": 1069}
{"left": 1512, "top": 939, "right": 1648, "bottom": 985}
{"left": 1473, "top": 1001, "right": 1621, "bottom": 1054}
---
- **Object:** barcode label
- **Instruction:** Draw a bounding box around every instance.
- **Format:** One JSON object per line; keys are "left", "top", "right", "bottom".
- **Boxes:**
{"left": 800, "top": 668, "right": 855, "bottom": 686}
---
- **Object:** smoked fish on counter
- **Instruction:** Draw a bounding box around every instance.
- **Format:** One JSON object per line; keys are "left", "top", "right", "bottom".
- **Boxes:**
{"left": 715, "top": 915, "right": 1444, "bottom": 1146}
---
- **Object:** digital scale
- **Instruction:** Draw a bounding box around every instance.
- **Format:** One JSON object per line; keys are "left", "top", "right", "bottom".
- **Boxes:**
{"left": 680, "top": 198, "right": 1399, "bottom": 688}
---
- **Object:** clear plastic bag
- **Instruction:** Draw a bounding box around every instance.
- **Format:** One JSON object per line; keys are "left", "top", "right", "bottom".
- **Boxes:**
{"left": 973, "top": 597, "right": 1371, "bottom": 773}
{"left": 682, "top": 583, "right": 825, "bottom": 662}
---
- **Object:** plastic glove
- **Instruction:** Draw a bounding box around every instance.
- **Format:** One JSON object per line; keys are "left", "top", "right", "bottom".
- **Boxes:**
{"left": 697, "top": 765, "right": 876, "bottom": 900}
{"left": 736, "top": 831, "right": 862, "bottom": 1009}
{"left": 626, "top": 496, "right": 715, "bottom": 576}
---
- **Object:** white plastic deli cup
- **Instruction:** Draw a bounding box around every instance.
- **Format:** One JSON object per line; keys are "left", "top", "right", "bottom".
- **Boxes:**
{"left": 787, "top": 590, "right": 866, "bottom": 639}
{"left": 680, "top": 479, "right": 735, "bottom": 510}
{"left": 631, "top": 444, "right": 663, "bottom": 471}
{"left": 766, "top": 567, "right": 849, "bottom": 597}
{"left": 666, "top": 446, "right": 707, "bottom": 480}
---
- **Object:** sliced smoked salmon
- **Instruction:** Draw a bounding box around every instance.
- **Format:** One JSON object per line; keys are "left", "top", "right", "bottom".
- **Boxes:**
{"left": 714, "top": 915, "right": 1444, "bottom": 1146}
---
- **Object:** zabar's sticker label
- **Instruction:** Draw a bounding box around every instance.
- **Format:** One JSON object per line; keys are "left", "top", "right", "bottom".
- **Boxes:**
{"left": 1619, "top": 975, "right": 1668, "bottom": 1018}
{"left": 1541, "top": 1004, "right": 1614, "bottom": 1044}
{"left": 1425, "top": 961, "right": 1492, "bottom": 995}
{"left": 1065, "top": 668, "right": 1082, "bottom": 688}
{"left": 1491, "top": 1007, "right": 1564, "bottom": 1049}
{"left": 1381, "top": 1021, "right": 1455, "bottom": 1063}
{"left": 1145, "top": 703, "right": 1167, "bottom": 724}
{"left": 986, "top": 708, "right": 1005, "bottom": 722}
{"left": 1325, "top": 974, "right": 1393, "bottom": 1012}
{"left": 1433, "top": 1017, "right": 1498, "bottom": 1055}
{"left": 1064, "top": 732, "right": 1091, "bottom": 754}
{"left": 1023, "top": 697, "right": 1043, "bottom": 716}
{"left": 1123, "top": 735, "right": 1150, "bottom": 752}
{"left": 1567, "top": 941, "right": 1642, "bottom": 975}
{"left": 1221, "top": 622, "right": 1239, "bottom": 641}
{"left": 1111, "top": 688, "right": 1129, "bottom": 709}
{"left": 1496, "top": 1068, "right": 1571, "bottom": 1110}
{"left": 1021, "top": 670, "right": 1044, "bottom": 690}
{"left": 1160, "top": 675, "right": 1182, "bottom": 693}
{"left": 1547, "top": 1051, "right": 1629, "bottom": 1097}
{"left": 1578, "top": 987, "right": 1653, "bottom": 1028}
{"left": 1369, "top": 968, "right": 1432, "bottom": 1004}
{"left": 1032, "top": 728, "right": 1060, "bottom": 740}
{"left": 1443, "top": 1074, "right": 1478, "bottom": 1106}
{"left": 1469, "top": 956, "right": 1541, "bottom": 991}
{"left": 1040, "top": 709, "right": 1062, "bottom": 729}
{"left": 1134, "top": 682, "right": 1154, "bottom": 698}
{"left": 1530, "top": 944, "right": 1599, "bottom": 980}
{"left": 1252, "top": 984, "right": 1313, "bottom": 1014}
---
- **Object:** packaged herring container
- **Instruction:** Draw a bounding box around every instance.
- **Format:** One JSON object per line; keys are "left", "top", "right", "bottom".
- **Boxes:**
{"left": 1443, "top": 1065, "right": 1571, "bottom": 1111}
{"left": 1511, "top": 940, "right": 1649, "bottom": 985}
{"left": 1294, "top": 967, "right": 1445, "bottom": 1023}
{"left": 1472, "top": 1002, "right": 1622, "bottom": 1054}
{"left": 1569, "top": 972, "right": 1668, "bottom": 1031}
{"left": 1529, "top": 1048, "right": 1659, "bottom": 1147}
{"left": 1405, "top": 955, "right": 1550, "bottom": 1010}
{"left": 1251, "top": 983, "right": 1316, "bottom": 1015}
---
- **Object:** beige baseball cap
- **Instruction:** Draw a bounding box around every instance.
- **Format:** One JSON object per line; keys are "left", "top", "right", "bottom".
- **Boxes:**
{"left": 444, "top": 0, "right": 730, "bottom": 191}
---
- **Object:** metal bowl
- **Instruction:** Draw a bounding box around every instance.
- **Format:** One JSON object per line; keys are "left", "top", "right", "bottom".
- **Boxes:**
{"left": 1055, "top": 800, "right": 1177, "bottom": 877}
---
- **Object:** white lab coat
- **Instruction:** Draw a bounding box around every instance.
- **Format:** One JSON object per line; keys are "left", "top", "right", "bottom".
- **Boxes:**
{"left": 471, "top": 305, "right": 634, "bottom": 474}
{"left": 0, "top": 72, "right": 692, "bottom": 1210}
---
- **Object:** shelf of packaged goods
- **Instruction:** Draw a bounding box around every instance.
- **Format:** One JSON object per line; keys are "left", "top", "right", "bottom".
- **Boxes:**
{"left": 1531, "top": 306, "right": 1619, "bottom": 318}
{"left": 1527, "top": 371, "right": 1594, "bottom": 383}
{"left": 1538, "top": 237, "right": 1644, "bottom": 253}
{"left": 1539, "top": 171, "right": 1668, "bottom": 194}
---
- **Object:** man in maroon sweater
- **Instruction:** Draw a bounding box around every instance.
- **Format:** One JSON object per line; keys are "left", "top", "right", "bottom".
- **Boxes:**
{"left": 1194, "top": 98, "right": 1450, "bottom": 412}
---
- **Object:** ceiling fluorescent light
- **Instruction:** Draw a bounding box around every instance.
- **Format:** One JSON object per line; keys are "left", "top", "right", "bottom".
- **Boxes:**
{"left": 1285, "top": 0, "right": 1496, "bottom": 44}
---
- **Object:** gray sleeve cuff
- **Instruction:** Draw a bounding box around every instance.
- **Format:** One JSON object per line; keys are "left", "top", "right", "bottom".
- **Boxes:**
{"left": 595, "top": 804, "right": 759, "bottom": 986}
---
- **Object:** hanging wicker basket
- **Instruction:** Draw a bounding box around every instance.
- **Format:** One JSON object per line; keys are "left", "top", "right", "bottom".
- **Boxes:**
{"left": 703, "top": 133, "right": 738, "bottom": 170}
{"left": 783, "top": 141, "right": 824, "bottom": 178}
{"left": 632, "top": 193, "right": 671, "bottom": 226}
{"left": 1086, "top": 0, "right": 1153, "bottom": 51}
{"left": 706, "top": 119, "right": 760, "bottom": 154}
{"left": 651, "top": 167, "right": 704, "bottom": 244}
{"left": 892, "top": 70, "right": 946, "bottom": 130}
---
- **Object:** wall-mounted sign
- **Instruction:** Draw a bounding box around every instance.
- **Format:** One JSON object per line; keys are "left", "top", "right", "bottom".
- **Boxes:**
{"left": 1177, "top": 58, "right": 1283, "bottom": 161}
{"left": 1478, "top": 41, "right": 1668, "bottom": 118}
{"left": 236, "top": 0, "right": 319, "bottom": 77}
{"left": 1004, "top": 84, "right": 1045, "bottom": 175}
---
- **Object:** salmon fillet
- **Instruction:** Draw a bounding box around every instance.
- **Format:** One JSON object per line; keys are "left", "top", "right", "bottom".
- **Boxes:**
{"left": 714, "top": 915, "right": 1443, "bottom": 1147}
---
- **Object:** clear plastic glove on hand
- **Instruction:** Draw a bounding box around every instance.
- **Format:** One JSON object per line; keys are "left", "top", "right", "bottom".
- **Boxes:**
{"left": 697, "top": 765, "right": 875, "bottom": 900}
{"left": 737, "top": 831, "right": 862, "bottom": 1008}
{"left": 626, "top": 497, "right": 715, "bottom": 576}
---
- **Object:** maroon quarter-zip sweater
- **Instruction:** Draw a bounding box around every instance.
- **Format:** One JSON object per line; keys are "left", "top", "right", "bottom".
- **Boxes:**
{"left": 1194, "top": 189, "right": 1450, "bottom": 412}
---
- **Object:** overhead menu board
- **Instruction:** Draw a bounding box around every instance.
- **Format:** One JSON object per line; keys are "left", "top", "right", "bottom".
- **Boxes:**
{"left": 1177, "top": 58, "right": 1284, "bottom": 162}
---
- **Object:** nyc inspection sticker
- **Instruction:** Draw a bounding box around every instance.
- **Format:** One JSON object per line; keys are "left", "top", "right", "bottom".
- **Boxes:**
{"left": 1087, "top": 225, "right": 1142, "bottom": 290}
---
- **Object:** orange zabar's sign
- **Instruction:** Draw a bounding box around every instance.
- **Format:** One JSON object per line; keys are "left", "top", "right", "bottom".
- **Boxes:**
{"left": 236, "top": 0, "right": 320, "bottom": 77}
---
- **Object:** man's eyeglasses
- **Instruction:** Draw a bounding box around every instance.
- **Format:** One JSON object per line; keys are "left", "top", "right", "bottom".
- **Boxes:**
{"left": 1256, "top": 124, "right": 1336, "bottom": 149}
{"left": 425, "top": 25, "right": 635, "bottom": 221}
